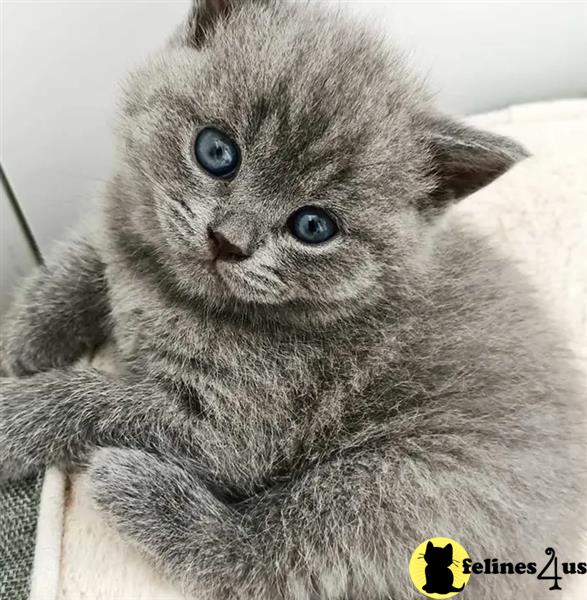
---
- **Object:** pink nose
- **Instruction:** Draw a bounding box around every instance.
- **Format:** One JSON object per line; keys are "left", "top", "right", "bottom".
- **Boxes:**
{"left": 207, "top": 227, "right": 250, "bottom": 262}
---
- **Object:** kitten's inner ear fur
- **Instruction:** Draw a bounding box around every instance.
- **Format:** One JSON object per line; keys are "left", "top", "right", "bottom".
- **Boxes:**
{"left": 422, "top": 115, "right": 529, "bottom": 211}
{"left": 184, "top": 0, "right": 269, "bottom": 48}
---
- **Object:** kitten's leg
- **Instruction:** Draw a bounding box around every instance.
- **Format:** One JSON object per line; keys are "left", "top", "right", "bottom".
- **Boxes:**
{"left": 89, "top": 448, "right": 268, "bottom": 600}
{"left": 91, "top": 448, "right": 414, "bottom": 599}
{"left": 0, "top": 369, "right": 194, "bottom": 479}
{"left": 0, "top": 233, "right": 110, "bottom": 376}
{"left": 89, "top": 446, "right": 414, "bottom": 599}
{"left": 89, "top": 449, "right": 261, "bottom": 598}
{"left": 89, "top": 437, "right": 557, "bottom": 600}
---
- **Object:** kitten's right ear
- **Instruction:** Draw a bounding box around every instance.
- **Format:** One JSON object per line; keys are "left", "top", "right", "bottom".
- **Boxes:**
{"left": 172, "top": 0, "right": 272, "bottom": 49}
{"left": 418, "top": 113, "right": 529, "bottom": 214}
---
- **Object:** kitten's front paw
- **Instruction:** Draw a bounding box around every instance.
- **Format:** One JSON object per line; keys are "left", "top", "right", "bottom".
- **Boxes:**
{"left": 88, "top": 448, "right": 171, "bottom": 540}
{"left": 0, "top": 376, "right": 50, "bottom": 479}
{"left": 89, "top": 448, "right": 219, "bottom": 548}
{"left": 88, "top": 447, "right": 141, "bottom": 508}
{"left": 89, "top": 449, "right": 253, "bottom": 598}
{"left": 0, "top": 390, "right": 34, "bottom": 480}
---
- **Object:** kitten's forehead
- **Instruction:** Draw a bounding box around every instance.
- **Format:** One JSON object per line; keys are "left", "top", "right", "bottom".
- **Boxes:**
{"left": 127, "top": 5, "right": 422, "bottom": 145}
{"left": 201, "top": 7, "right": 421, "bottom": 132}
{"left": 122, "top": 3, "right": 429, "bottom": 210}
{"left": 193, "top": 7, "right": 424, "bottom": 193}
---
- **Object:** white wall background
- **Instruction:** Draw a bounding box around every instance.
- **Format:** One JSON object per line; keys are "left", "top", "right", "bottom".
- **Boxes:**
{"left": 1, "top": 0, "right": 586, "bottom": 259}
{"left": 0, "top": 174, "right": 38, "bottom": 315}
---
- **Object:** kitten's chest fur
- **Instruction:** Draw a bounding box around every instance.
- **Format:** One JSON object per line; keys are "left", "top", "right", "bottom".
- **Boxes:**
{"left": 109, "top": 282, "right": 367, "bottom": 482}
{"left": 124, "top": 305, "right": 330, "bottom": 403}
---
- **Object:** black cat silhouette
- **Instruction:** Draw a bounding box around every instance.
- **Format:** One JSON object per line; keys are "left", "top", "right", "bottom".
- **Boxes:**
{"left": 421, "top": 541, "right": 465, "bottom": 595}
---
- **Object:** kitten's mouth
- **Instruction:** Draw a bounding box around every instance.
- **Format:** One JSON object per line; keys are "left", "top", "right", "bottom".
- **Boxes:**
{"left": 200, "top": 259, "right": 288, "bottom": 305}
{"left": 201, "top": 258, "right": 235, "bottom": 289}
{"left": 201, "top": 259, "right": 226, "bottom": 284}
{"left": 204, "top": 258, "right": 231, "bottom": 276}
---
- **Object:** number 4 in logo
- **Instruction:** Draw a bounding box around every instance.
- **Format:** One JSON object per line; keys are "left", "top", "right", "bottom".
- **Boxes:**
{"left": 538, "top": 548, "right": 563, "bottom": 591}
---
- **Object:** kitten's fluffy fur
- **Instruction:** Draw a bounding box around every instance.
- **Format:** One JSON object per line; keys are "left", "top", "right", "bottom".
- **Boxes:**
{"left": 1, "top": 1, "right": 585, "bottom": 598}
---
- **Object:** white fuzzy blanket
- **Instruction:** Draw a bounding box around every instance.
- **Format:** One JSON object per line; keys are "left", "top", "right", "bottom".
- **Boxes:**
{"left": 29, "top": 99, "right": 587, "bottom": 600}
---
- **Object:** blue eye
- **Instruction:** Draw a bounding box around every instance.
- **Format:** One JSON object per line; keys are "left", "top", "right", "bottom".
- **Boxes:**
{"left": 287, "top": 206, "right": 338, "bottom": 244}
{"left": 194, "top": 127, "right": 240, "bottom": 178}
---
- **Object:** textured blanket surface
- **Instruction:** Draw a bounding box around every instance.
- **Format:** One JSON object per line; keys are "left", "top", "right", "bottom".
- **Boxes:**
{"left": 0, "top": 476, "right": 42, "bottom": 600}
{"left": 4, "top": 99, "right": 586, "bottom": 600}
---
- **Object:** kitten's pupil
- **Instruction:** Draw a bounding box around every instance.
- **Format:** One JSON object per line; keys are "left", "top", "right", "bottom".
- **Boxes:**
{"left": 206, "top": 140, "right": 230, "bottom": 167}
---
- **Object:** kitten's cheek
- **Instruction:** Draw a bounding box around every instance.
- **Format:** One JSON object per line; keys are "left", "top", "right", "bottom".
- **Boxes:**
{"left": 299, "top": 262, "right": 381, "bottom": 305}
{"left": 153, "top": 192, "right": 213, "bottom": 249}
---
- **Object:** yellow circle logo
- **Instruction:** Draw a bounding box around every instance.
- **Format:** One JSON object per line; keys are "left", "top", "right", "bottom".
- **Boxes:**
{"left": 409, "top": 537, "right": 471, "bottom": 598}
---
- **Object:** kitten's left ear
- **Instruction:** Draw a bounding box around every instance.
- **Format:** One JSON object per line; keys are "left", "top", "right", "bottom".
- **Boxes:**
{"left": 420, "top": 114, "right": 529, "bottom": 212}
{"left": 177, "top": 0, "right": 272, "bottom": 49}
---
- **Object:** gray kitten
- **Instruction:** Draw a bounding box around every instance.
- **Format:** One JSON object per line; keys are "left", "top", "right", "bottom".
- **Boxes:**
{"left": 1, "top": 1, "right": 585, "bottom": 598}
